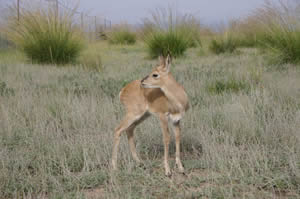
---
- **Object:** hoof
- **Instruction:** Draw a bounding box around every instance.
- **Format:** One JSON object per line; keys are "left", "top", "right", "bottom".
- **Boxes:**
{"left": 176, "top": 163, "right": 185, "bottom": 175}
{"left": 165, "top": 171, "right": 172, "bottom": 177}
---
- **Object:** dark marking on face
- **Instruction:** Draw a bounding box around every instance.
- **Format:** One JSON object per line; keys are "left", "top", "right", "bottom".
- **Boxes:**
{"left": 141, "top": 75, "right": 149, "bottom": 83}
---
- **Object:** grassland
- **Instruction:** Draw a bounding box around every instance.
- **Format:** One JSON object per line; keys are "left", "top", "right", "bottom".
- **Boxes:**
{"left": 0, "top": 42, "right": 300, "bottom": 199}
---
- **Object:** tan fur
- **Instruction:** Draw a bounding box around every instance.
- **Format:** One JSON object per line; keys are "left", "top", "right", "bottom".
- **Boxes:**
{"left": 112, "top": 54, "right": 189, "bottom": 176}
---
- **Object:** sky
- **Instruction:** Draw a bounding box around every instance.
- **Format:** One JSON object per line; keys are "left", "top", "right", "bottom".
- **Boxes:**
{"left": 0, "top": 0, "right": 272, "bottom": 25}
{"left": 77, "top": 0, "right": 268, "bottom": 25}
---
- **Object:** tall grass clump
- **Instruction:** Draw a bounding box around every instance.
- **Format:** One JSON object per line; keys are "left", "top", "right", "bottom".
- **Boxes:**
{"left": 143, "top": 7, "right": 202, "bottom": 58}
{"left": 145, "top": 30, "right": 189, "bottom": 58}
{"left": 6, "top": 6, "right": 84, "bottom": 65}
{"left": 209, "top": 32, "right": 237, "bottom": 54}
{"left": 255, "top": 1, "right": 300, "bottom": 64}
{"left": 263, "top": 24, "right": 300, "bottom": 64}
{"left": 108, "top": 25, "right": 136, "bottom": 45}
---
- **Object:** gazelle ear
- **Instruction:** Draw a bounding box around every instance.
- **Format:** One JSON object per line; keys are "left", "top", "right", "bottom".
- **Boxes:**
{"left": 158, "top": 55, "right": 165, "bottom": 65}
{"left": 164, "top": 53, "right": 172, "bottom": 73}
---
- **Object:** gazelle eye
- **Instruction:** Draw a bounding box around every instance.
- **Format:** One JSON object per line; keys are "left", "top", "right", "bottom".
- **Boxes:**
{"left": 152, "top": 74, "right": 159, "bottom": 78}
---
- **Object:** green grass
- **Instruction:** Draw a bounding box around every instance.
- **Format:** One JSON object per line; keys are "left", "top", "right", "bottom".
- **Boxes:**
{"left": 261, "top": 24, "right": 300, "bottom": 64}
{"left": 0, "top": 43, "right": 300, "bottom": 198}
{"left": 145, "top": 30, "right": 190, "bottom": 58}
{"left": 142, "top": 7, "right": 202, "bottom": 58}
{"left": 5, "top": 7, "right": 84, "bottom": 65}
{"left": 260, "top": 2, "right": 300, "bottom": 65}
{"left": 0, "top": 81, "right": 15, "bottom": 96}
{"left": 207, "top": 78, "right": 251, "bottom": 94}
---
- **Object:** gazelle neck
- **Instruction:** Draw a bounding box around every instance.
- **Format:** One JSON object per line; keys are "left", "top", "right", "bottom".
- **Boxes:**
{"left": 160, "top": 74, "right": 189, "bottom": 113}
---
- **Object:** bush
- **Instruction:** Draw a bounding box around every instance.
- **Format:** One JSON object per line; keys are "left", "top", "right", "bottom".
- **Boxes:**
{"left": 108, "top": 27, "right": 136, "bottom": 45}
{"left": 262, "top": 25, "right": 300, "bottom": 64}
{"left": 6, "top": 7, "right": 84, "bottom": 65}
{"left": 142, "top": 7, "right": 202, "bottom": 58}
{"left": 256, "top": 1, "right": 300, "bottom": 64}
{"left": 209, "top": 33, "right": 237, "bottom": 54}
{"left": 145, "top": 30, "right": 189, "bottom": 58}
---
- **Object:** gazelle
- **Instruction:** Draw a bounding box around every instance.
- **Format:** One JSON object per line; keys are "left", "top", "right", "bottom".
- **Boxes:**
{"left": 111, "top": 54, "right": 189, "bottom": 176}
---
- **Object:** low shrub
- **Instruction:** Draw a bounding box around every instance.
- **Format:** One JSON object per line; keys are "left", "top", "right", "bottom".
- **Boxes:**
{"left": 209, "top": 33, "right": 237, "bottom": 54}
{"left": 108, "top": 27, "right": 136, "bottom": 45}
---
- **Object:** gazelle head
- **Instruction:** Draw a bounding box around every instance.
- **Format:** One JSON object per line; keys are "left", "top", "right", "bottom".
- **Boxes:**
{"left": 141, "top": 54, "right": 172, "bottom": 89}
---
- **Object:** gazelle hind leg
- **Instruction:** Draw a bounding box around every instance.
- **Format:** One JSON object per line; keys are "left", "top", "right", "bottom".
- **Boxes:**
{"left": 112, "top": 113, "right": 144, "bottom": 170}
{"left": 126, "top": 125, "right": 141, "bottom": 163}
{"left": 172, "top": 121, "right": 185, "bottom": 173}
{"left": 126, "top": 113, "right": 149, "bottom": 165}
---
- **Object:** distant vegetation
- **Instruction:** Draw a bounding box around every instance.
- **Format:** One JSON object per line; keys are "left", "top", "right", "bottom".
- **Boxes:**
{"left": 209, "top": 33, "right": 237, "bottom": 54}
{"left": 215, "top": 1, "right": 300, "bottom": 64}
{"left": 108, "top": 25, "right": 137, "bottom": 45}
{"left": 1, "top": 0, "right": 300, "bottom": 65}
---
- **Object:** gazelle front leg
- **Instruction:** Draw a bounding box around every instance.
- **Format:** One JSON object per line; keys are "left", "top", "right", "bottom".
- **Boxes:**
{"left": 173, "top": 121, "right": 185, "bottom": 174}
{"left": 159, "top": 114, "right": 171, "bottom": 176}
